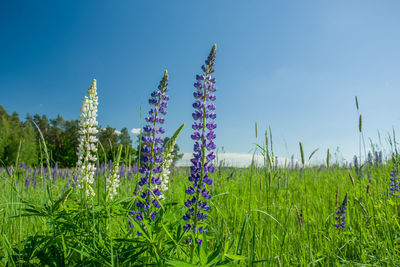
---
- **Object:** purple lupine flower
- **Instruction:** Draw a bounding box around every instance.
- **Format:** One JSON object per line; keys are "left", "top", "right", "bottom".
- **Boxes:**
{"left": 32, "top": 169, "right": 37, "bottom": 188}
{"left": 127, "top": 215, "right": 134, "bottom": 228}
{"left": 335, "top": 194, "right": 347, "bottom": 229}
{"left": 95, "top": 162, "right": 99, "bottom": 177}
{"left": 389, "top": 156, "right": 399, "bottom": 197}
{"left": 183, "top": 44, "right": 217, "bottom": 236}
{"left": 129, "top": 70, "right": 169, "bottom": 230}
{"left": 378, "top": 151, "right": 383, "bottom": 165}
{"left": 100, "top": 163, "right": 105, "bottom": 175}
{"left": 52, "top": 162, "right": 58, "bottom": 182}
{"left": 367, "top": 152, "right": 372, "bottom": 166}
{"left": 353, "top": 155, "right": 360, "bottom": 177}
{"left": 120, "top": 163, "right": 126, "bottom": 178}
{"left": 72, "top": 175, "right": 78, "bottom": 190}
{"left": 25, "top": 174, "right": 31, "bottom": 189}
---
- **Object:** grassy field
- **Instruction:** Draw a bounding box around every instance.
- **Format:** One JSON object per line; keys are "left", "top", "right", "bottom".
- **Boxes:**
{"left": 0, "top": 51, "right": 398, "bottom": 266}
{"left": 1, "top": 151, "right": 399, "bottom": 266}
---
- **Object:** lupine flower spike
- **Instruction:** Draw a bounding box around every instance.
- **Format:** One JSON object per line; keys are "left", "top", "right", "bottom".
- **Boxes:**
{"left": 389, "top": 156, "right": 399, "bottom": 197}
{"left": 335, "top": 194, "right": 347, "bottom": 229}
{"left": 106, "top": 146, "right": 122, "bottom": 200}
{"left": 183, "top": 44, "right": 217, "bottom": 246}
{"left": 76, "top": 79, "right": 99, "bottom": 199}
{"left": 130, "top": 71, "right": 169, "bottom": 231}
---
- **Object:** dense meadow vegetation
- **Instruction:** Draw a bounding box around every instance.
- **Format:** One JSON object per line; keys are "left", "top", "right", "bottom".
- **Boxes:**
{"left": 1, "top": 45, "right": 400, "bottom": 266}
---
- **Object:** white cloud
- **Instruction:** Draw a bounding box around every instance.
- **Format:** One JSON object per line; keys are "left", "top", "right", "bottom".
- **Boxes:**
{"left": 177, "top": 153, "right": 299, "bottom": 168}
{"left": 177, "top": 153, "right": 262, "bottom": 168}
{"left": 115, "top": 130, "right": 121, "bottom": 135}
{"left": 131, "top": 128, "right": 141, "bottom": 134}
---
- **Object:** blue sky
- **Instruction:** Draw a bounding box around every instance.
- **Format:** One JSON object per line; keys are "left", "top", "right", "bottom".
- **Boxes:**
{"left": 1, "top": 1, "right": 400, "bottom": 165}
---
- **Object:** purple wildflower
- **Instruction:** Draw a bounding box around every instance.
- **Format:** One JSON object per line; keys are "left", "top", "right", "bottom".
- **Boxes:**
{"left": 120, "top": 163, "right": 126, "bottom": 178}
{"left": 129, "top": 70, "right": 169, "bottom": 230}
{"left": 32, "top": 170, "right": 36, "bottom": 188}
{"left": 52, "top": 162, "right": 58, "bottom": 182}
{"left": 25, "top": 174, "right": 31, "bottom": 189}
{"left": 127, "top": 215, "right": 134, "bottom": 228}
{"left": 389, "top": 156, "right": 399, "bottom": 197}
{"left": 353, "top": 155, "right": 362, "bottom": 178}
{"left": 151, "top": 211, "right": 158, "bottom": 221}
{"left": 335, "top": 194, "right": 347, "bottom": 229}
{"left": 183, "top": 44, "right": 217, "bottom": 236}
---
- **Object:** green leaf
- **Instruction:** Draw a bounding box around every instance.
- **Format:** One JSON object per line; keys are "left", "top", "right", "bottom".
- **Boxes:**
{"left": 52, "top": 188, "right": 72, "bottom": 212}
{"left": 252, "top": 209, "right": 282, "bottom": 227}
{"left": 167, "top": 259, "right": 198, "bottom": 267}
{"left": 126, "top": 214, "right": 151, "bottom": 241}
{"left": 200, "top": 235, "right": 208, "bottom": 266}
{"left": 206, "top": 253, "right": 222, "bottom": 266}
{"left": 162, "top": 223, "right": 179, "bottom": 248}
{"left": 236, "top": 215, "right": 248, "bottom": 256}
{"left": 1, "top": 235, "right": 16, "bottom": 267}
{"left": 224, "top": 254, "right": 247, "bottom": 261}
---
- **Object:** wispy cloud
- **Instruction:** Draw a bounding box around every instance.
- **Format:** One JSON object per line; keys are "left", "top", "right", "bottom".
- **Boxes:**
{"left": 177, "top": 153, "right": 299, "bottom": 168}
{"left": 131, "top": 128, "right": 141, "bottom": 134}
{"left": 115, "top": 130, "right": 121, "bottom": 135}
{"left": 177, "top": 153, "right": 263, "bottom": 167}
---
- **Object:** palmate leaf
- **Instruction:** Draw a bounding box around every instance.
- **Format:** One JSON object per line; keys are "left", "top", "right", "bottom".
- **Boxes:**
{"left": 70, "top": 244, "right": 112, "bottom": 267}
{"left": 118, "top": 246, "right": 148, "bottom": 265}
{"left": 17, "top": 234, "right": 69, "bottom": 266}
{"left": 14, "top": 189, "right": 73, "bottom": 219}
{"left": 205, "top": 243, "right": 223, "bottom": 266}
{"left": 162, "top": 223, "right": 180, "bottom": 248}
{"left": 51, "top": 188, "right": 72, "bottom": 212}
{"left": 126, "top": 214, "right": 151, "bottom": 241}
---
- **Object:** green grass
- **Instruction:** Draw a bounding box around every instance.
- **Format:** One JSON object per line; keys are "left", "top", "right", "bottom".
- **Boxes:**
{"left": 0, "top": 159, "right": 399, "bottom": 266}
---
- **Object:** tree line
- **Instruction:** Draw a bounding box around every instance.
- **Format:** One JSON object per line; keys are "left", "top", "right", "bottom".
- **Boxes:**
{"left": 0, "top": 105, "right": 182, "bottom": 168}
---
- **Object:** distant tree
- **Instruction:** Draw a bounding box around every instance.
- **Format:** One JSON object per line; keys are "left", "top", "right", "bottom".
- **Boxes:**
{"left": 5, "top": 111, "right": 23, "bottom": 165}
{"left": 60, "top": 120, "right": 80, "bottom": 167}
{"left": 0, "top": 105, "right": 135, "bottom": 167}
{"left": 98, "top": 126, "right": 118, "bottom": 163}
{"left": 32, "top": 114, "right": 50, "bottom": 138}
{"left": 117, "top": 127, "right": 134, "bottom": 164}
{"left": 20, "top": 122, "right": 38, "bottom": 165}
{"left": 0, "top": 108, "right": 37, "bottom": 165}
{"left": 0, "top": 105, "right": 8, "bottom": 118}
{"left": 47, "top": 114, "right": 65, "bottom": 165}
{"left": 0, "top": 117, "right": 11, "bottom": 162}
{"left": 118, "top": 127, "right": 132, "bottom": 147}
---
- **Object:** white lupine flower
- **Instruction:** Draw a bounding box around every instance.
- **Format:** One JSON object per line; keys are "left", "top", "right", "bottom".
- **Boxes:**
{"left": 159, "top": 155, "right": 173, "bottom": 198}
{"left": 106, "top": 163, "right": 120, "bottom": 200}
{"left": 76, "top": 79, "right": 98, "bottom": 199}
